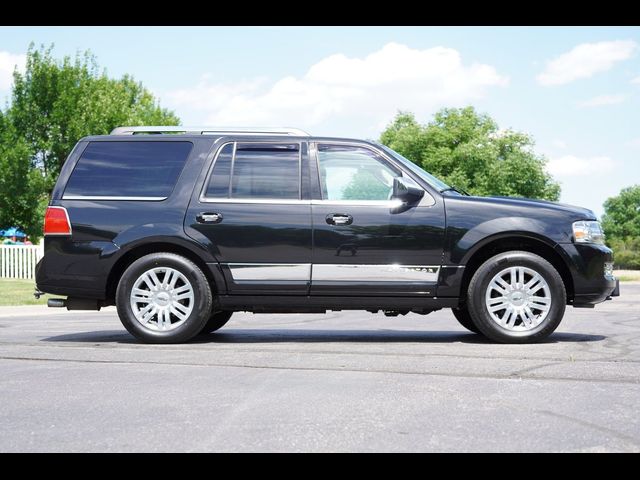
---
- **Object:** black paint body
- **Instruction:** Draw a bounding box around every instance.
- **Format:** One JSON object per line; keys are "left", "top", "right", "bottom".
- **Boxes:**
{"left": 36, "top": 134, "right": 617, "bottom": 312}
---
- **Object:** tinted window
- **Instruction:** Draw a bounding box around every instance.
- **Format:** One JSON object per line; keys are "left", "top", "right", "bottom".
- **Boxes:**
{"left": 64, "top": 141, "right": 192, "bottom": 198}
{"left": 231, "top": 143, "right": 299, "bottom": 199}
{"left": 318, "top": 144, "right": 398, "bottom": 201}
{"left": 204, "top": 143, "right": 233, "bottom": 198}
{"left": 378, "top": 144, "right": 450, "bottom": 192}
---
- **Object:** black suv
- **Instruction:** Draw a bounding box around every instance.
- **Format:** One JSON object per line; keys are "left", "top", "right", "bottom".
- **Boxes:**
{"left": 35, "top": 126, "right": 619, "bottom": 344}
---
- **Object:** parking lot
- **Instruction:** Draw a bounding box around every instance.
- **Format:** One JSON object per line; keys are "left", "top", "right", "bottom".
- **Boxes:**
{"left": 0, "top": 283, "right": 639, "bottom": 452}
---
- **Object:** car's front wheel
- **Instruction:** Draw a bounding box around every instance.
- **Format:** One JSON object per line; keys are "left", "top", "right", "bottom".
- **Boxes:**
{"left": 116, "top": 253, "right": 213, "bottom": 343}
{"left": 467, "top": 251, "right": 566, "bottom": 343}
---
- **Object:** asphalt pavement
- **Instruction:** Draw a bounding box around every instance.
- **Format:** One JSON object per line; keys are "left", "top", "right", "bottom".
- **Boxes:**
{"left": 1, "top": 283, "right": 639, "bottom": 452}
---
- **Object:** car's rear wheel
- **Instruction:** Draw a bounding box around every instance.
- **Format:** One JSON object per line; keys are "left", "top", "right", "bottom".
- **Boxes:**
{"left": 199, "top": 311, "right": 233, "bottom": 335}
{"left": 451, "top": 306, "right": 481, "bottom": 334}
{"left": 467, "top": 251, "right": 566, "bottom": 343}
{"left": 116, "top": 253, "right": 213, "bottom": 343}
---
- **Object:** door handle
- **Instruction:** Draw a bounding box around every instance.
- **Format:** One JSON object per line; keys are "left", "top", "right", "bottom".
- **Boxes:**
{"left": 326, "top": 214, "right": 353, "bottom": 226}
{"left": 196, "top": 212, "right": 223, "bottom": 224}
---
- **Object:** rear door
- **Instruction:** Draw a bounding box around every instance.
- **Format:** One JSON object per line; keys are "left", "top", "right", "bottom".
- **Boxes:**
{"left": 185, "top": 140, "right": 312, "bottom": 295}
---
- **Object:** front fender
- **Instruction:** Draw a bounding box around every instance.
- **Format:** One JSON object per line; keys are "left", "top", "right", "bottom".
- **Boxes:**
{"left": 449, "top": 217, "right": 561, "bottom": 265}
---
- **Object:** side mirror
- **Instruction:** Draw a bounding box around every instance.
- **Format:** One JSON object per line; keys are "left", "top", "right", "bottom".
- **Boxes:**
{"left": 392, "top": 176, "right": 425, "bottom": 203}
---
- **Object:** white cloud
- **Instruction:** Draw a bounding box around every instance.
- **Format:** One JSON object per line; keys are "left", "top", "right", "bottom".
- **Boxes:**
{"left": 162, "top": 42, "right": 508, "bottom": 135}
{"left": 0, "top": 51, "right": 25, "bottom": 90}
{"left": 578, "top": 93, "right": 626, "bottom": 107}
{"left": 537, "top": 40, "right": 637, "bottom": 86}
{"left": 547, "top": 155, "right": 614, "bottom": 176}
{"left": 626, "top": 138, "right": 640, "bottom": 148}
{"left": 631, "top": 75, "right": 640, "bottom": 85}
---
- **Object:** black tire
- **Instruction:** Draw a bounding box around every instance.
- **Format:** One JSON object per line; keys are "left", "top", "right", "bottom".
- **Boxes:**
{"left": 115, "top": 253, "right": 213, "bottom": 344}
{"left": 451, "top": 306, "right": 481, "bottom": 334}
{"left": 467, "top": 251, "right": 566, "bottom": 344}
{"left": 199, "top": 311, "right": 233, "bottom": 335}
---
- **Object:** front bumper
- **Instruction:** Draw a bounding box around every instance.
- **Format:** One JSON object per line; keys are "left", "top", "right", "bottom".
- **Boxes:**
{"left": 555, "top": 242, "right": 618, "bottom": 307}
{"left": 611, "top": 278, "right": 620, "bottom": 297}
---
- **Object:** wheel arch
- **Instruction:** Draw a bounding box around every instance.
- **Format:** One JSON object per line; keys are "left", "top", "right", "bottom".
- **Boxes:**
{"left": 105, "top": 241, "right": 224, "bottom": 305}
{"left": 459, "top": 234, "right": 574, "bottom": 304}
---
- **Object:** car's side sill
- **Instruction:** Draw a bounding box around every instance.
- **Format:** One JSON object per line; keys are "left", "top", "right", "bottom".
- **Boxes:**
{"left": 217, "top": 295, "right": 459, "bottom": 313}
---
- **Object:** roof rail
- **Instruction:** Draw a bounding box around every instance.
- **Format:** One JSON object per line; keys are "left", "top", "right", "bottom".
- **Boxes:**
{"left": 110, "top": 126, "right": 311, "bottom": 136}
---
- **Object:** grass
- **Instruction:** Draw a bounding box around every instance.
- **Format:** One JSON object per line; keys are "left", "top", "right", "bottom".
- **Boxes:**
{"left": 614, "top": 270, "right": 640, "bottom": 282}
{"left": 618, "top": 275, "right": 640, "bottom": 282}
{"left": 0, "top": 278, "right": 50, "bottom": 306}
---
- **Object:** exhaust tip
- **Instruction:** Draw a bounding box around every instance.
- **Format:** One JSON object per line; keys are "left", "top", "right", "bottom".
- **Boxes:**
{"left": 47, "top": 298, "right": 67, "bottom": 308}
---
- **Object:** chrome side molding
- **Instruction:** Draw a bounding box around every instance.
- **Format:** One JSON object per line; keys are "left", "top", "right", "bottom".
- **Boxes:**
{"left": 313, "top": 264, "right": 440, "bottom": 282}
{"left": 225, "top": 263, "right": 440, "bottom": 283}
{"left": 228, "top": 263, "right": 312, "bottom": 282}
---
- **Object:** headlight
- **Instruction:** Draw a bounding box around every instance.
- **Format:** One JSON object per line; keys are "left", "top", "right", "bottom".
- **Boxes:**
{"left": 572, "top": 220, "right": 605, "bottom": 244}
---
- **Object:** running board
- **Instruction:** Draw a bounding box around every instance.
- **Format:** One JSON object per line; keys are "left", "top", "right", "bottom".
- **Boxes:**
{"left": 217, "top": 295, "right": 459, "bottom": 313}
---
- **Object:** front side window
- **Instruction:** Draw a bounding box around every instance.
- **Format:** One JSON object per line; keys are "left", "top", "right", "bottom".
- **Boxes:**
{"left": 378, "top": 144, "right": 451, "bottom": 192}
{"left": 204, "top": 142, "right": 300, "bottom": 200}
{"left": 64, "top": 141, "right": 192, "bottom": 198}
{"left": 317, "top": 144, "right": 399, "bottom": 201}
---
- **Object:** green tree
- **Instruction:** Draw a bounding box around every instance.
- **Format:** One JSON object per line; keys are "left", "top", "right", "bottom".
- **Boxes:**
{"left": 0, "top": 115, "right": 46, "bottom": 238}
{"left": 380, "top": 108, "right": 560, "bottom": 201}
{"left": 0, "top": 44, "right": 180, "bottom": 239}
{"left": 602, "top": 185, "right": 640, "bottom": 269}
{"left": 342, "top": 170, "right": 392, "bottom": 200}
{"left": 602, "top": 185, "right": 640, "bottom": 239}
{"left": 608, "top": 237, "right": 640, "bottom": 270}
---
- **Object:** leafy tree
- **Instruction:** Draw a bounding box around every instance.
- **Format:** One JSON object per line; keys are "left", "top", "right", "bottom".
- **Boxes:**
{"left": 0, "top": 115, "right": 46, "bottom": 238}
{"left": 0, "top": 44, "right": 180, "bottom": 239}
{"left": 380, "top": 108, "right": 560, "bottom": 201}
{"left": 602, "top": 185, "right": 640, "bottom": 239}
{"left": 608, "top": 238, "right": 640, "bottom": 270}
{"left": 602, "top": 185, "right": 640, "bottom": 269}
{"left": 342, "top": 170, "right": 392, "bottom": 200}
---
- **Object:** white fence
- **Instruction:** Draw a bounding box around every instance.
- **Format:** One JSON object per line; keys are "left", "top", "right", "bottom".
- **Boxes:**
{"left": 0, "top": 245, "right": 44, "bottom": 279}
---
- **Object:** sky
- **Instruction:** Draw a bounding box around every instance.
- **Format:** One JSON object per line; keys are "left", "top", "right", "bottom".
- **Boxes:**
{"left": 1, "top": 26, "right": 639, "bottom": 217}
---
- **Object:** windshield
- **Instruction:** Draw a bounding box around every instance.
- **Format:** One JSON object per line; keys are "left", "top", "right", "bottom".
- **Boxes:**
{"left": 377, "top": 144, "right": 451, "bottom": 192}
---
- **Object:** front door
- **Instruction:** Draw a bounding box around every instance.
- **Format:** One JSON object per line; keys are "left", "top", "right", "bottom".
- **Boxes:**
{"left": 186, "top": 140, "right": 312, "bottom": 295}
{"left": 310, "top": 142, "right": 445, "bottom": 296}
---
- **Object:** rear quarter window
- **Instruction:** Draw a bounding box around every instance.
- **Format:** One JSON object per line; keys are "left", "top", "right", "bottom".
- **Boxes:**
{"left": 63, "top": 141, "right": 193, "bottom": 198}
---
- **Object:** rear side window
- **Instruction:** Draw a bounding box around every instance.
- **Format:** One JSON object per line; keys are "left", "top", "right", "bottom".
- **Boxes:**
{"left": 64, "top": 141, "right": 193, "bottom": 198}
{"left": 204, "top": 143, "right": 233, "bottom": 198}
{"left": 204, "top": 142, "right": 300, "bottom": 200}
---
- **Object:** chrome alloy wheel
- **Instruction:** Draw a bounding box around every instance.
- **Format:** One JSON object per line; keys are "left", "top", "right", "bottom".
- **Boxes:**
{"left": 129, "top": 267, "right": 194, "bottom": 331}
{"left": 485, "top": 266, "right": 551, "bottom": 331}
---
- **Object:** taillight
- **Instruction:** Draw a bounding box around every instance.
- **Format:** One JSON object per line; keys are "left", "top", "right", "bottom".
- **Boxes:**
{"left": 44, "top": 206, "right": 72, "bottom": 235}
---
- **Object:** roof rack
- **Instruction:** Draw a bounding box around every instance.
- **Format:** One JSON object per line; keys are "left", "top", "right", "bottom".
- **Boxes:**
{"left": 110, "top": 126, "right": 311, "bottom": 136}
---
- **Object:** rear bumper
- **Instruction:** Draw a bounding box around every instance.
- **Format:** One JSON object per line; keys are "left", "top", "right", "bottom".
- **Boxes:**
{"left": 34, "top": 239, "right": 117, "bottom": 300}
{"left": 555, "top": 243, "right": 617, "bottom": 307}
